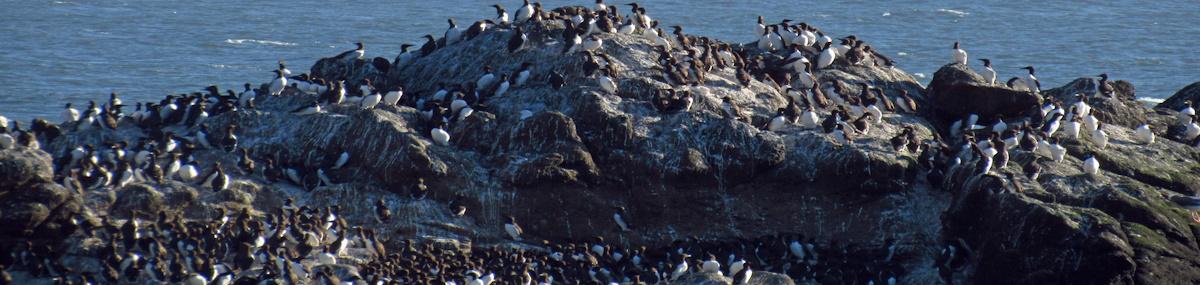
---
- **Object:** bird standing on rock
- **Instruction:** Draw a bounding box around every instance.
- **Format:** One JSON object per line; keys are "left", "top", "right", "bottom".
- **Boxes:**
{"left": 598, "top": 70, "right": 618, "bottom": 94}
{"left": 375, "top": 199, "right": 391, "bottom": 223}
{"left": 951, "top": 41, "right": 967, "bottom": 65}
{"left": 505, "top": 215, "right": 523, "bottom": 241}
{"left": 508, "top": 26, "right": 527, "bottom": 53}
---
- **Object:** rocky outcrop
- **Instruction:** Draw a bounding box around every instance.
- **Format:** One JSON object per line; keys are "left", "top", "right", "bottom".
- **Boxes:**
{"left": 0, "top": 149, "right": 83, "bottom": 240}
{"left": 1157, "top": 81, "right": 1200, "bottom": 111}
{"left": 926, "top": 64, "right": 1043, "bottom": 123}
{"left": 4, "top": 9, "right": 1198, "bottom": 285}
{"left": 941, "top": 112, "right": 1200, "bottom": 284}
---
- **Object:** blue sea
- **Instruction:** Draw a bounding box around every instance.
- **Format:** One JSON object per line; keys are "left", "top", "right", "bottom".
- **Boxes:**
{"left": 1, "top": 0, "right": 1196, "bottom": 122}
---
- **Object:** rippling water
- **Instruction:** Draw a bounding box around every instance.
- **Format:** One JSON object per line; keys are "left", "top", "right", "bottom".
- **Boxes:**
{"left": 1, "top": 0, "right": 1196, "bottom": 122}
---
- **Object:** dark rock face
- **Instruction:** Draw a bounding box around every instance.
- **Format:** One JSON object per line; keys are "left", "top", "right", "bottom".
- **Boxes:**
{"left": 1157, "top": 81, "right": 1200, "bottom": 111}
{"left": 0, "top": 149, "right": 82, "bottom": 240}
{"left": 926, "top": 63, "right": 1042, "bottom": 122}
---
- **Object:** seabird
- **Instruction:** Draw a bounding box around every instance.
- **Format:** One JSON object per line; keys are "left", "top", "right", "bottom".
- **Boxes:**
{"left": 291, "top": 102, "right": 322, "bottom": 115}
{"left": 176, "top": 160, "right": 200, "bottom": 183}
{"left": 492, "top": 4, "right": 509, "bottom": 25}
{"left": 513, "top": 62, "right": 532, "bottom": 87}
{"left": 515, "top": 0, "right": 534, "bottom": 23}
{"left": 1063, "top": 114, "right": 1081, "bottom": 140}
{"left": 221, "top": 124, "right": 239, "bottom": 152}
{"left": 546, "top": 70, "right": 565, "bottom": 88}
{"left": 1083, "top": 154, "right": 1100, "bottom": 177}
{"left": 430, "top": 124, "right": 451, "bottom": 146}
{"left": 374, "top": 199, "right": 391, "bottom": 223}
{"left": 755, "top": 16, "right": 766, "bottom": 38}
{"left": 768, "top": 108, "right": 789, "bottom": 132}
{"left": 732, "top": 263, "right": 753, "bottom": 285}
{"left": 508, "top": 26, "right": 527, "bottom": 53}
{"left": 817, "top": 42, "right": 836, "bottom": 69}
{"left": 269, "top": 70, "right": 287, "bottom": 96}
{"left": 237, "top": 148, "right": 255, "bottom": 175}
{"left": 598, "top": 70, "right": 618, "bottom": 94}
{"left": 476, "top": 66, "right": 497, "bottom": 91}
{"left": 951, "top": 41, "right": 967, "bottom": 65}
{"left": 62, "top": 103, "right": 80, "bottom": 124}
{"left": 1185, "top": 115, "right": 1200, "bottom": 141}
{"left": 1134, "top": 124, "right": 1155, "bottom": 144}
{"left": 360, "top": 86, "right": 382, "bottom": 110}
{"left": 464, "top": 19, "right": 495, "bottom": 41}
{"left": 701, "top": 254, "right": 721, "bottom": 274}
{"left": 443, "top": 18, "right": 462, "bottom": 45}
{"left": 978, "top": 59, "right": 996, "bottom": 85}
{"left": 504, "top": 215, "right": 523, "bottom": 241}
{"left": 1091, "top": 121, "right": 1109, "bottom": 149}
{"left": 201, "top": 162, "right": 229, "bottom": 192}
{"left": 1019, "top": 66, "right": 1041, "bottom": 93}
{"left": 419, "top": 35, "right": 438, "bottom": 56}
{"left": 492, "top": 74, "right": 511, "bottom": 97}
{"left": 613, "top": 206, "right": 631, "bottom": 231}
{"left": 335, "top": 42, "right": 366, "bottom": 61}
{"left": 581, "top": 34, "right": 603, "bottom": 52}
{"left": 670, "top": 253, "right": 690, "bottom": 281}
{"left": 1097, "top": 73, "right": 1115, "bottom": 97}
{"left": 1178, "top": 101, "right": 1195, "bottom": 126}
{"left": 383, "top": 86, "right": 404, "bottom": 106}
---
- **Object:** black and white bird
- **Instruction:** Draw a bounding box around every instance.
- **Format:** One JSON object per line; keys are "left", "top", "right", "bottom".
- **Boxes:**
{"left": 951, "top": 41, "right": 967, "bottom": 65}
{"left": 508, "top": 26, "right": 527, "bottom": 53}
{"left": 978, "top": 58, "right": 996, "bottom": 85}
{"left": 613, "top": 206, "right": 631, "bottom": 232}
{"left": 291, "top": 101, "right": 321, "bottom": 115}
{"left": 374, "top": 199, "right": 391, "bottom": 223}
{"left": 504, "top": 215, "right": 523, "bottom": 241}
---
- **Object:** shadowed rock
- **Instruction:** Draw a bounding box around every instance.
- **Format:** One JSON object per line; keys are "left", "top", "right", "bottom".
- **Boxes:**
{"left": 1157, "top": 81, "right": 1200, "bottom": 111}
{"left": 926, "top": 63, "right": 1042, "bottom": 123}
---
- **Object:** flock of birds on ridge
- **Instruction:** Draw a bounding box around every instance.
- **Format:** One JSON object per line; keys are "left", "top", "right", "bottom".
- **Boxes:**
{"left": 1, "top": 0, "right": 1199, "bottom": 284}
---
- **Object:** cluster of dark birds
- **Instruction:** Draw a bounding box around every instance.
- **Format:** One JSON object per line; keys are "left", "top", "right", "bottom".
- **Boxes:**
{"left": 0, "top": 201, "right": 395, "bottom": 285}
{"left": 360, "top": 232, "right": 909, "bottom": 285}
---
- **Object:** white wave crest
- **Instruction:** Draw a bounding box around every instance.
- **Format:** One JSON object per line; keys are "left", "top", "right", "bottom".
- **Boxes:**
{"left": 225, "top": 39, "right": 297, "bottom": 46}
{"left": 937, "top": 8, "right": 970, "bottom": 16}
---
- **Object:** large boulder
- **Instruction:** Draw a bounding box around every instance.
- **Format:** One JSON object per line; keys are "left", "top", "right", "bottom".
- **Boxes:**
{"left": 0, "top": 149, "right": 83, "bottom": 240}
{"left": 0, "top": 148, "right": 55, "bottom": 191}
{"left": 110, "top": 184, "right": 166, "bottom": 217}
{"left": 1157, "top": 81, "right": 1200, "bottom": 111}
{"left": 926, "top": 63, "right": 1043, "bottom": 123}
{"left": 674, "top": 272, "right": 730, "bottom": 285}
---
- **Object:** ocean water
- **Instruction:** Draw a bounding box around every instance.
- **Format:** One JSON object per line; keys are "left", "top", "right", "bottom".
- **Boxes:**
{"left": 1, "top": 0, "right": 1196, "bottom": 122}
